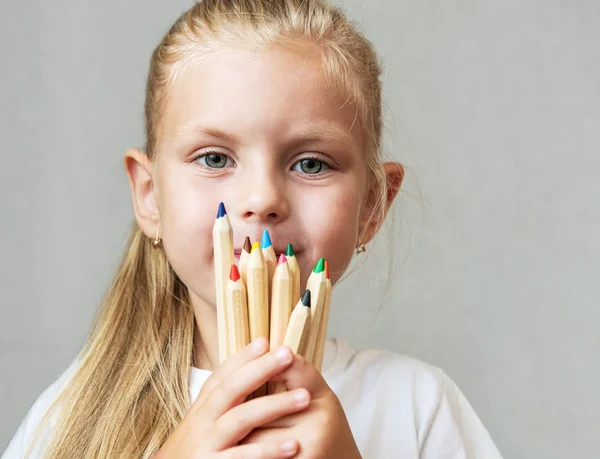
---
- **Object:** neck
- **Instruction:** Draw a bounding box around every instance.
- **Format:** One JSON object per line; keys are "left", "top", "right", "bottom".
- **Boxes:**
{"left": 190, "top": 293, "right": 219, "bottom": 371}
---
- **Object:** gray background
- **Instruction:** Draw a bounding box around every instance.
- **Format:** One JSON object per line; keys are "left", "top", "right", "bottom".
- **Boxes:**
{"left": 1, "top": 0, "right": 598, "bottom": 457}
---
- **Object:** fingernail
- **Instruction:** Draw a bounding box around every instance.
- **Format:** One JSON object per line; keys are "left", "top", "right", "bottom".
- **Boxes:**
{"left": 293, "top": 389, "right": 310, "bottom": 405}
{"left": 251, "top": 337, "right": 267, "bottom": 354}
{"left": 275, "top": 346, "right": 292, "bottom": 364}
{"left": 281, "top": 440, "right": 297, "bottom": 456}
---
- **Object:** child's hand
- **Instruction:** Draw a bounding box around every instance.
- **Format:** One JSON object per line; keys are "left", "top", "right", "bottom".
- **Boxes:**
{"left": 154, "top": 338, "right": 311, "bottom": 459}
{"left": 240, "top": 353, "right": 362, "bottom": 459}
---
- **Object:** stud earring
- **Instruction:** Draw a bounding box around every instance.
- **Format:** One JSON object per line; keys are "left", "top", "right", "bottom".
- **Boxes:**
{"left": 355, "top": 243, "right": 366, "bottom": 254}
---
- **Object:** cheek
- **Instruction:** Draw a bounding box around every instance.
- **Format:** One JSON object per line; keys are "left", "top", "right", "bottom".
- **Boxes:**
{"left": 301, "top": 185, "right": 362, "bottom": 287}
{"left": 157, "top": 170, "right": 218, "bottom": 303}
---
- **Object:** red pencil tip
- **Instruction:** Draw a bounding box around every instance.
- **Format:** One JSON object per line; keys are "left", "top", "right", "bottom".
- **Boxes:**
{"left": 277, "top": 253, "right": 287, "bottom": 266}
{"left": 229, "top": 264, "right": 240, "bottom": 282}
{"left": 325, "top": 260, "right": 330, "bottom": 280}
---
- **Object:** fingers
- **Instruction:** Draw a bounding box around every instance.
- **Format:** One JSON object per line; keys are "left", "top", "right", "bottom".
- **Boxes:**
{"left": 253, "top": 412, "right": 305, "bottom": 430}
{"left": 214, "top": 388, "right": 311, "bottom": 447}
{"left": 267, "top": 352, "right": 326, "bottom": 395}
{"left": 200, "top": 345, "right": 295, "bottom": 420}
{"left": 239, "top": 426, "right": 289, "bottom": 446}
{"left": 223, "top": 439, "right": 299, "bottom": 459}
{"left": 195, "top": 337, "right": 269, "bottom": 407}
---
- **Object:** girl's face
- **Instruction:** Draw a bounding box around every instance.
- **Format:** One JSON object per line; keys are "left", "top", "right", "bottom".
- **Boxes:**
{"left": 151, "top": 45, "right": 370, "bottom": 308}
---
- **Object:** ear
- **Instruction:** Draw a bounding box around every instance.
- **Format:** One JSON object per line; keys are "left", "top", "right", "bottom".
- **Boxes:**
{"left": 123, "top": 148, "right": 160, "bottom": 240}
{"left": 358, "top": 162, "right": 405, "bottom": 246}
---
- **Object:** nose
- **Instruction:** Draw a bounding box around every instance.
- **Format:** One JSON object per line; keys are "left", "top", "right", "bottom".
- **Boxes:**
{"left": 235, "top": 167, "right": 290, "bottom": 224}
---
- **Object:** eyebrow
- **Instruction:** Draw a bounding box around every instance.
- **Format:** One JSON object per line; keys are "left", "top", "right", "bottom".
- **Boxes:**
{"left": 172, "top": 125, "right": 238, "bottom": 144}
{"left": 172, "top": 123, "right": 357, "bottom": 150}
{"left": 291, "top": 124, "right": 355, "bottom": 145}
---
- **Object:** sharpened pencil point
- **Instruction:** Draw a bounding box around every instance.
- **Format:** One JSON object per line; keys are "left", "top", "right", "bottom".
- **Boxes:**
{"left": 277, "top": 253, "right": 287, "bottom": 266}
{"left": 325, "top": 261, "right": 329, "bottom": 280}
{"left": 217, "top": 202, "right": 226, "bottom": 218}
{"left": 313, "top": 258, "right": 325, "bottom": 273}
{"left": 261, "top": 230, "right": 272, "bottom": 249}
{"left": 251, "top": 242, "right": 260, "bottom": 253}
{"left": 301, "top": 290, "right": 311, "bottom": 307}
{"left": 243, "top": 236, "right": 251, "bottom": 253}
{"left": 229, "top": 264, "right": 240, "bottom": 282}
{"left": 285, "top": 243, "right": 294, "bottom": 257}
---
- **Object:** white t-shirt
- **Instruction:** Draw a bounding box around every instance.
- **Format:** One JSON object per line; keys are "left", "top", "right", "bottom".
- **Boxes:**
{"left": 3, "top": 339, "right": 503, "bottom": 458}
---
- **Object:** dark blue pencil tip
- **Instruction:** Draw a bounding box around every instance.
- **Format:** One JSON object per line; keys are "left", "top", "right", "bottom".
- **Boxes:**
{"left": 301, "top": 289, "right": 311, "bottom": 307}
{"left": 217, "top": 202, "right": 226, "bottom": 219}
{"left": 261, "top": 229, "right": 272, "bottom": 249}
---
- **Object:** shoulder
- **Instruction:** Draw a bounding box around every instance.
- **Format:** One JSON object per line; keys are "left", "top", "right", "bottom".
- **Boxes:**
{"left": 322, "top": 339, "right": 503, "bottom": 458}
{"left": 322, "top": 338, "right": 452, "bottom": 419}
{"left": 323, "top": 337, "right": 448, "bottom": 405}
{"left": 2, "top": 359, "right": 79, "bottom": 459}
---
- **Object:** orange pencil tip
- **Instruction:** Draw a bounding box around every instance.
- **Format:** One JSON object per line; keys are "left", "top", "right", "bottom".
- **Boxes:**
{"left": 325, "top": 260, "right": 330, "bottom": 279}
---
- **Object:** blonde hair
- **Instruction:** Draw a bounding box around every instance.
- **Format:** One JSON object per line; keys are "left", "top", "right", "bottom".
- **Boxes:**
{"left": 29, "top": 1, "right": 396, "bottom": 457}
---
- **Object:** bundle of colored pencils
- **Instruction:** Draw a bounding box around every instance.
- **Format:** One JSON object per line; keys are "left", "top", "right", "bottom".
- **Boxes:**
{"left": 213, "top": 203, "right": 332, "bottom": 395}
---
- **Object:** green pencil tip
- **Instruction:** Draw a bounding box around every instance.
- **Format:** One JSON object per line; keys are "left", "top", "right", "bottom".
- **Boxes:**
{"left": 285, "top": 243, "right": 294, "bottom": 257}
{"left": 312, "top": 257, "right": 325, "bottom": 273}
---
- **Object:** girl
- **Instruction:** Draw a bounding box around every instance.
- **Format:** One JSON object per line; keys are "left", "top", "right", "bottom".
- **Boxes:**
{"left": 4, "top": 1, "right": 503, "bottom": 458}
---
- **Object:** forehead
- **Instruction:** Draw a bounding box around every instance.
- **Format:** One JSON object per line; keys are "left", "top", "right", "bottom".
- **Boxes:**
{"left": 159, "top": 44, "right": 363, "bottom": 149}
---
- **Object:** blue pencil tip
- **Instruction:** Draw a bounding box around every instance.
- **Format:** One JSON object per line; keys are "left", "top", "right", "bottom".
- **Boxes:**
{"left": 261, "top": 230, "right": 272, "bottom": 248}
{"left": 217, "top": 202, "right": 226, "bottom": 218}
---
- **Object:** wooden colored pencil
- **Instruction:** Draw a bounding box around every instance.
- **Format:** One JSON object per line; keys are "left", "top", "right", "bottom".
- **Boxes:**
{"left": 313, "top": 261, "right": 332, "bottom": 373}
{"left": 285, "top": 243, "right": 300, "bottom": 308}
{"left": 226, "top": 264, "right": 250, "bottom": 355}
{"left": 303, "top": 258, "right": 327, "bottom": 364}
{"left": 213, "top": 202, "right": 234, "bottom": 364}
{"left": 269, "top": 254, "right": 292, "bottom": 351}
{"left": 247, "top": 241, "right": 269, "bottom": 397}
{"left": 270, "top": 290, "right": 312, "bottom": 394}
{"left": 239, "top": 236, "right": 251, "bottom": 286}
{"left": 261, "top": 230, "right": 277, "bottom": 297}
{"left": 247, "top": 242, "right": 269, "bottom": 341}
{"left": 283, "top": 290, "right": 312, "bottom": 354}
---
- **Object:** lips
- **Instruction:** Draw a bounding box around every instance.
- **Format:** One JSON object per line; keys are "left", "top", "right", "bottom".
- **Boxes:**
{"left": 233, "top": 248, "right": 300, "bottom": 256}
{"left": 233, "top": 247, "right": 301, "bottom": 260}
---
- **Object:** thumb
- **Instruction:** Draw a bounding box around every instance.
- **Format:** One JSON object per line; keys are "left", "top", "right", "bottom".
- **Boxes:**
{"left": 268, "top": 351, "right": 328, "bottom": 395}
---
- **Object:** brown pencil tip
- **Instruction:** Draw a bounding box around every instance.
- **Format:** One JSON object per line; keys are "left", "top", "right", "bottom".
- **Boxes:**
{"left": 243, "top": 236, "right": 251, "bottom": 253}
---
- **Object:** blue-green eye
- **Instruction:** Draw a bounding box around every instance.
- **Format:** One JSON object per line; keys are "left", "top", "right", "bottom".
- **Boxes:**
{"left": 293, "top": 158, "right": 329, "bottom": 175}
{"left": 196, "top": 152, "right": 233, "bottom": 169}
